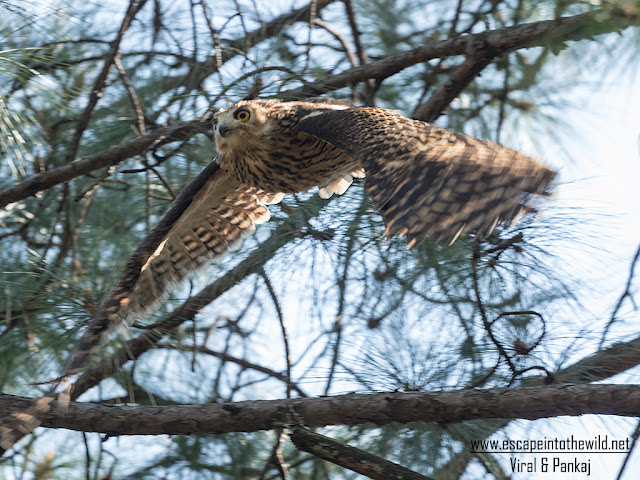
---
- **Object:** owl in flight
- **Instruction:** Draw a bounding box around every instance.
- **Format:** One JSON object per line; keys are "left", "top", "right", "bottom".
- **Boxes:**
{"left": 0, "top": 98, "right": 555, "bottom": 452}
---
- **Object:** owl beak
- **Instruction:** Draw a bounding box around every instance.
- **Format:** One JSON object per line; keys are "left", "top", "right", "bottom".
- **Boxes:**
{"left": 217, "top": 123, "right": 232, "bottom": 138}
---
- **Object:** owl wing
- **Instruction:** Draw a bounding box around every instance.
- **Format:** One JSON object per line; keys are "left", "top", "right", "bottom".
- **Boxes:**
{"left": 0, "top": 160, "right": 283, "bottom": 453}
{"left": 67, "top": 159, "right": 283, "bottom": 374}
{"left": 298, "top": 107, "right": 556, "bottom": 246}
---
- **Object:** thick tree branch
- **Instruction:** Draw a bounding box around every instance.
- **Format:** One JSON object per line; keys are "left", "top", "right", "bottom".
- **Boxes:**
{"left": 281, "top": 8, "right": 638, "bottom": 100}
{"left": 1, "top": 384, "right": 638, "bottom": 436}
{"left": 0, "top": 121, "right": 209, "bottom": 209}
{"left": 552, "top": 335, "right": 640, "bottom": 384}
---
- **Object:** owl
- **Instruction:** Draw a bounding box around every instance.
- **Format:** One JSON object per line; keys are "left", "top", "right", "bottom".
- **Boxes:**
{"left": 0, "top": 98, "right": 555, "bottom": 452}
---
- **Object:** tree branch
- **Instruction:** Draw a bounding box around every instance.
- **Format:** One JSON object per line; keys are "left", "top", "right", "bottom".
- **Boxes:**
{"left": 0, "top": 121, "right": 209, "bottom": 209}
{"left": 552, "top": 335, "right": 640, "bottom": 384}
{"left": 290, "top": 426, "right": 432, "bottom": 480}
{"left": 281, "top": 8, "right": 638, "bottom": 100}
{"left": 71, "top": 196, "right": 334, "bottom": 399}
{"left": 67, "top": 0, "right": 149, "bottom": 162}
{"left": 3, "top": 7, "right": 636, "bottom": 210}
{"left": 413, "top": 51, "right": 497, "bottom": 123}
{"left": 70, "top": 225, "right": 306, "bottom": 399}
{"left": 1, "top": 384, "right": 639, "bottom": 437}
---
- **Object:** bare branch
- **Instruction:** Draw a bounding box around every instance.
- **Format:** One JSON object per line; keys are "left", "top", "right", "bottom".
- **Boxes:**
{"left": 2, "top": 384, "right": 640, "bottom": 436}
{"left": 260, "top": 268, "right": 293, "bottom": 398}
{"left": 290, "top": 426, "right": 432, "bottom": 480}
{"left": 281, "top": 9, "right": 638, "bottom": 100}
{"left": 0, "top": 121, "right": 209, "bottom": 209}
{"left": 413, "top": 51, "right": 497, "bottom": 122}
{"left": 67, "top": 0, "right": 149, "bottom": 162}
{"left": 601, "top": 243, "right": 640, "bottom": 348}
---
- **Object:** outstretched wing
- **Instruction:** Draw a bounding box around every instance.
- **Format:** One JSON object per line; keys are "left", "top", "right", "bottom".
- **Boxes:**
{"left": 298, "top": 107, "right": 555, "bottom": 246}
{"left": 0, "top": 159, "right": 283, "bottom": 453}
{"left": 67, "top": 159, "right": 283, "bottom": 374}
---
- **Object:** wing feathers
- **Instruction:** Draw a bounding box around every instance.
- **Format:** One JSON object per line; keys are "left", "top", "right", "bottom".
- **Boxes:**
{"left": 64, "top": 163, "right": 283, "bottom": 375}
{"left": 130, "top": 177, "right": 282, "bottom": 318}
{"left": 299, "top": 107, "right": 555, "bottom": 245}
{"left": 318, "top": 170, "right": 365, "bottom": 199}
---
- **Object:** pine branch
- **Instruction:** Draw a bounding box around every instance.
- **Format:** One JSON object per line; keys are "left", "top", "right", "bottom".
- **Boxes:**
{"left": 281, "top": 7, "right": 638, "bottom": 100}
{"left": 552, "top": 335, "right": 640, "bottom": 384}
{"left": 1, "top": 384, "right": 639, "bottom": 436}
{"left": 413, "top": 52, "right": 496, "bottom": 123}
{"left": 67, "top": 0, "right": 149, "bottom": 163}
{"left": 2, "top": 7, "right": 636, "bottom": 209}
{"left": 290, "top": 426, "right": 432, "bottom": 480}
{"left": 70, "top": 222, "right": 309, "bottom": 399}
{"left": 0, "top": 120, "right": 209, "bottom": 209}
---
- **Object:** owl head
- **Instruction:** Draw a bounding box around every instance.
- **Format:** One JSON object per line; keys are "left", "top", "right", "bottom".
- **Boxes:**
{"left": 213, "top": 99, "right": 285, "bottom": 155}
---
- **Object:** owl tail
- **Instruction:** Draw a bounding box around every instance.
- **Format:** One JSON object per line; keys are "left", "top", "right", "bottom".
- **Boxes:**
{"left": 1, "top": 393, "right": 55, "bottom": 453}
{"left": 0, "top": 285, "right": 135, "bottom": 454}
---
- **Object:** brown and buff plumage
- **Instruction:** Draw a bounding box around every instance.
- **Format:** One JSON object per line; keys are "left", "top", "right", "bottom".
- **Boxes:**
{"left": 0, "top": 98, "right": 555, "bottom": 453}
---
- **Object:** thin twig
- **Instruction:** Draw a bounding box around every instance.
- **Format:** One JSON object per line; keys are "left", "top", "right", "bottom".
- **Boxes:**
{"left": 67, "top": 0, "right": 148, "bottom": 163}
{"left": 342, "top": 0, "right": 376, "bottom": 103}
{"left": 601, "top": 243, "right": 640, "bottom": 348}
{"left": 323, "top": 195, "right": 366, "bottom": 395}
{"left": 615, "top": 419, "right": 640, "bottom": 480}
{"left": 258, "top": 428, "right": 289, "bottom": 480}
{"left": 82, "top": 431, "right": 91, "bottom": 480}
{"left": 157, "top": 345, "right": 308, "bottom": 397}
{"left": 113, "top": 54, "right": 146, "bottom": 136}
{"left": 313, "top": 18, "right": 358, "bottom": 67}
{"left": 261, "top": 268, "right": 293, "bottom": 399}
{"left": 471, "top": 241, "right": 517, "bottom": 375}
{"left": 496, "top": 57, "right": 511, "bottom": 143}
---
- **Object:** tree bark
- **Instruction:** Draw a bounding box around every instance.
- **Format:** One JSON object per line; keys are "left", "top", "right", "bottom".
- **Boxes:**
{"left": 2, "top": 384, "right": 638, "bottom": 436}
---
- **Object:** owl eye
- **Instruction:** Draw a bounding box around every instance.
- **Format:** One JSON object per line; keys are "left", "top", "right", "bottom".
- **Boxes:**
{"left": 234, "top": 109, "right": 251, "bottom": 122}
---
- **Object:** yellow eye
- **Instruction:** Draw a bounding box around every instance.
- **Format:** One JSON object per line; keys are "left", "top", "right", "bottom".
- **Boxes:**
{"left": 234, "top": 109, "right": 251, "bottom": 122}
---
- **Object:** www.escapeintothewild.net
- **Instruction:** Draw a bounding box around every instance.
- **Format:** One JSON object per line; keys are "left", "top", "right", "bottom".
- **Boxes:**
{"left": 470, "top": 435, "right": 631, "bottom": 453}
{"left": 469, "top": 435, "right": 631, "bottom": 477}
